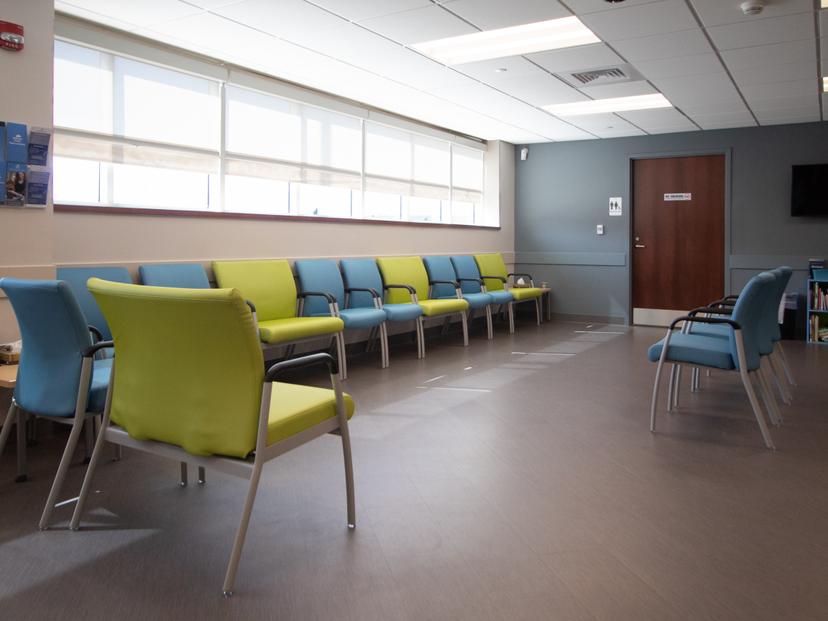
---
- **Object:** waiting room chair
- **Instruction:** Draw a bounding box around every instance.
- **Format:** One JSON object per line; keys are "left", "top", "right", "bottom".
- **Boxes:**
{"left": 57, "top": 266, "right": 132, "bottom": 341}
{"left": 647, "top": 272, "right": 777, "bottom": 449}
{"left": 424, "top": 255, "right": 494, "bottom": 340}
{"left": 295, "top": 259, "right": 389, "bottom": 379}
{"left": 139, "top": 262, "right": 211, "bottom": 289}
{"left": 212, "top": 259, "right": 344, "bottom": 365}
{"left": 70, "top": 279, "right": 356, "bottom": 597}
{"left": 340, "top": 258, "right": 425, "bottom": 359}
{"left": 377, "top": 256, "right": 470, "bottom": 358}
{"left": 451, "top": 255, "right": 516, "bottom": 334}
{"left": 473, "top": 253, "right": 543, "bottom": 327}
{"left": 0, "top": 278, "right": 113, "bottom": 529}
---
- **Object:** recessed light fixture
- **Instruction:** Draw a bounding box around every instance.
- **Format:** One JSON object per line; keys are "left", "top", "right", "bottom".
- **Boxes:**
{"left": 822, "top": 0, "right": 828, "bottom": 8}
{"left": 494, "top": 67, "right": 508, "bottom": 73}
{"left": 412, "top": 16, "right": 600, "bottom": 65}
{"left": 823, "top": 77, "right": 827, "bottom": 92}
{"left": 542, "top": 93, "right": 672, "bottom": 116}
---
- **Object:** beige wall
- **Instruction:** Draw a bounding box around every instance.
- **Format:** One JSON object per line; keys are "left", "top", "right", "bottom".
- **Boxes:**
{"left": 0, "top": 0, "right": 55, "bottom": 342}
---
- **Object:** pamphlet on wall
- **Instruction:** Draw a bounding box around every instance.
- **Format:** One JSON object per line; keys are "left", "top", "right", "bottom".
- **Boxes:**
{"left": 4, "top": 161, "right": 27, "bottom": 206}
{"left": 27, "top": 127, "right": 51, "bottom": 166}
{"left": 26, "top": 167, "right": 49, "bottom": 207}
{"left": 4, "top": 122, "right": 28, "bottom": 162}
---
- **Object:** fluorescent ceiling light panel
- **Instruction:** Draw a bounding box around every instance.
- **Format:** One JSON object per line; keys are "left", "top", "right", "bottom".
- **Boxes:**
{"left": 824, "top": 77, "right": 827, "bottom": 92}
{"left": 412, "top": 17, "right": 600, "bottom": 65}
{"left": 543, "top": 93, "right": 672, "bottom": 116}
{"left": 822, "top": 0, "right": 828, "bottom": 8}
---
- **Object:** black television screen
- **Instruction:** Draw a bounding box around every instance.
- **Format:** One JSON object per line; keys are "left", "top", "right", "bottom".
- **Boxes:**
{"left": 791, "top": 164, "right": 828, "bottom": 216}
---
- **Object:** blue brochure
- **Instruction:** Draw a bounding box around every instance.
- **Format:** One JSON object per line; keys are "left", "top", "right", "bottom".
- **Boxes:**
{"left": 4, "top": 161, "right": 27, "bottom": 206}
{"left": 5, "top": 122, "right": 28, "bottom": 163}
{"left": 27, "top": 127, "right": 51, "bottom": 166}
{"left": 26, "top": 167, "right": 49, "bottom": 207}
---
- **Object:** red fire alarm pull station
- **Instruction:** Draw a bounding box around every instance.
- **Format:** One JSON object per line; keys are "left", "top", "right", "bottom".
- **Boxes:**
{"left": 0, "top": 21, "right": 24, "bottom": 51}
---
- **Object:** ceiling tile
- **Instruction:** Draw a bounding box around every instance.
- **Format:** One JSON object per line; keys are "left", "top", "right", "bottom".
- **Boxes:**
{"left": 720, "top": 39, "right": 816, "bottom": 72}
{"left": 617, "top": 107, "right": 697, "bottom": 132}
{"left": 564, "top": 0, "right": 664, "bottom": 15}
{"left": 634, "top": 53, "right": 723, "bottom": 80}
{"left": 731, "top": 60, "right": 818, "bottom": 88}
{"left": 528, "top": 43, "right": 623, "bottom": 74}
{"left": 611, "top": 29, "right": 712, "bottom": 61}
{"left": 498, "top": 75, "right": 588, "bottom": 107}
{"left": 740, "top": 79, "right": 818, "bottom": 102}
{"left": 58, "top": 0, "right": 203, "bottom": 26}
{"left": 755, "top": 110, "right": 822, "bottom": 126}
{"left": 359, "top": 5, "right": 475, "bottom": 45}
{"left": 447, "top": 0, "right": 569, "bottom": 30}
{"left": 579, "top": 0, "right": 698, "bottom": 42}
{"left": 707, "top": 12, "right": 815, "bottom": 51}
{"left": 690, "top": 0, "right": 813, "bottom": 27}
{"left": 455, "top": 57, "right": 548, "bottom": 82}
{"left": 689, "top": 109, "right": 756, "bottom": 129}
{"left": 578, "top": 80, "right": 657, "bottom": 99}
{"left": 650, "top": 72, "right": 742, "bottom": 105}
{"left": 308, "top": 0, "right": 433, "bottom": 22}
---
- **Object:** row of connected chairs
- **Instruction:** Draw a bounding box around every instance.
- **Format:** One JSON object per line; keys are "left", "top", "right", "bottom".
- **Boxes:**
{"left": 0, "top": 276, "right": 356, "bottom": 595}
{"left": 647, "top": 267, "right": 795, "bottom": 450}
{"left": 50, "top": 253, "right": 545, "bottom": 381}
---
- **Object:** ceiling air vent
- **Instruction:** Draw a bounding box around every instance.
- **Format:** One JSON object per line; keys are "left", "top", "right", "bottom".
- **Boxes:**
{"left": 556, "top": 63, "right": 644, "bottom": 89}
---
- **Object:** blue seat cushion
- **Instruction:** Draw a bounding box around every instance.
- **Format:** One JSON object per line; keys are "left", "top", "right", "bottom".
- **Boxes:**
{"left": 647, "top": 333, "right": 736, "bottom": 370}
{"left": 87, "top": 358, "right": 113, "bottom": 414}
{"left": 382, "top": 303, "right": 423, "bottom": 322}
{"left": 337, "top": 307, "right": 387, "bottom": 329}
{"left": 487, "top": 290, "right": 513, "bottom": 304}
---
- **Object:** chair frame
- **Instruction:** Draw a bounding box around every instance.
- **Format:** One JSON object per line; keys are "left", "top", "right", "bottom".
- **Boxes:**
{"left": 649, "top": 309, "right": 775, "bottom": 450}
{"left": 343, "top": 286, "right": 390, "bottom": 370}
{"left": 70, "top": 352, "right": 355, "bottom": 597}
{"left": 479, "top": 272, "right": 543, "bottom": 331}
{"left": 455, "top": 277, "right": 494, "bottom": 340}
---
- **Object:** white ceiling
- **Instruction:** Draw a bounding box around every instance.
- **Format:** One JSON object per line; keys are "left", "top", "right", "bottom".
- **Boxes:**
{"left": 54, "top": 0, "right": 826, "bottom": 143}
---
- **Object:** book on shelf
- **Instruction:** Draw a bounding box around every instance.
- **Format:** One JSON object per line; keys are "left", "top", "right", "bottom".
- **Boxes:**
{"left": 810, "top": 315, "right": 828, "bottom": 342}
{"left": 813, "top": 282, "right": 828, "bottom": 311}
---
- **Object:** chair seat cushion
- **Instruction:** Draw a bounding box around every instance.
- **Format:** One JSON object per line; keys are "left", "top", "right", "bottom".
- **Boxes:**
{"left": 267, "top": 383, "right": 354, "bottom": 446}
{"left": 87, "top": 358, "right": 113, "bottom": 413}
{"left": 462, "top": 292, "right": 494, "bottom": 309}
{"left": 691, "top": 322, "right": 773, "bottom": 356}
{"left": 647, "top": 333, "right": 736, "bottom": 370}
{"left": 258, "top": 316, "right": 344, "bottom": 344}
{"left": 382, "top": 303, "right": 423, "bottom": 322}
{"left": 419, "top": 298, "right": 470, "bottom": 317}
{"left": 338, "top": 307, "right": 387, "bottom": 329}
{"left": 510, "top": 287, "right": 543, "bottom": 301}
{"left": 487, "top": 290, "right": 514, "bottom": 304}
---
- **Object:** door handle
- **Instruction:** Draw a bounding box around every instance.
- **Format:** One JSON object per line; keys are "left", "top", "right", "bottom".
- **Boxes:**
{"left": 635, "top": 244, "right": 646, "bottom": 248}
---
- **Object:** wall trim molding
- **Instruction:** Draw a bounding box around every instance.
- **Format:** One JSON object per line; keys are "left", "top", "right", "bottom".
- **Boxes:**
{"left": 729, "top": 255, "right": 815, "bottom": 270}
{"left": 515, "top": 252, "right": 626, "bottom": 267}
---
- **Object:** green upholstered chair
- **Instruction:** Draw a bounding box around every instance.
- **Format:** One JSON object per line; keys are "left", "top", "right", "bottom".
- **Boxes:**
{"left": 212, "top": 259, "right": 345, "bottom": 363}
{"left": 70, "top": 279, "right": 356, "bottom": 597}
{"left": 376, "top": 256, "right": 469, "bottom": 358}
{"left": 474, "top": 253, "right": 543, "bottom": 327}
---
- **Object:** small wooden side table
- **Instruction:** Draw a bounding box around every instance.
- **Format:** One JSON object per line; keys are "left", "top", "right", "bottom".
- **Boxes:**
{"left": 0, "top": 364, "right": 17, "bottom": 389}
{"left": 539, "top": 287, "right": 552, "bottom": 322}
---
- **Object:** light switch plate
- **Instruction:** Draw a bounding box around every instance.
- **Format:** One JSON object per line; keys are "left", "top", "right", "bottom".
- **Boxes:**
{"left": 596, "top": 224, "right": 604, "bottom": 235}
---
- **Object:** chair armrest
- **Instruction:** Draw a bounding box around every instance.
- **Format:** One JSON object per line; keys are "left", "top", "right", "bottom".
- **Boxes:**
{"left": 480, "top": 274, "right": 507, "bottom": 283}
{"left": 384, "top": 283, "right": 416, "bottom": 294}
{"left": 88, "top": 325, "right": 103, "bottom": 342}
{"left": 82, "top": 340, "right": 114, "bottom": 358}
{"left": 345, "top": 287, "right": 380, "bottom": 299}
{"left": 669, "top": 315, "right": 741, "bottom": 331}
{"left": 245, "top": 300, "right": 256, "bottom": 313}
{"left": 298, "top": 291, "right": 337, "bottom": 304}
{"left": 690, "top": 304, "right": 733, "bottom": 316}
{"left": 265, "top": 352, "right": 339, "bottom": 381}
{"left": 508, "top": 272, "right": 536, "bottom": 286}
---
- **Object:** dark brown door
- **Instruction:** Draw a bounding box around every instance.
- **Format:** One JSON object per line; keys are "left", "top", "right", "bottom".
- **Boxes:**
{"left": 632, "top": 155, "right": 725, "bottom": 317}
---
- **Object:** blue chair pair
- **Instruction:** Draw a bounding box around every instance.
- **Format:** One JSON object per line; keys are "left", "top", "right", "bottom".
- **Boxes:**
{"left": 422, "top": 256, "right": 496, "bottom": 340}
{"left": 647, "top": 271, "right": 784, "bottom": 449}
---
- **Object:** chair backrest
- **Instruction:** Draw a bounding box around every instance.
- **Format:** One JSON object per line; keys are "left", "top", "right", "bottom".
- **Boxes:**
{"left": 770, "top": 266, "right": 792, "bottom": 341}
{"left": 730, "top": 272, "right": 776, "bottom": 371}
{"left": 451, "top": 255, "right": 484, "bottom": 295}
{"left": 0, "top": 278, "right": 93, "bottom": 417}
{"left": 212, "top": 260, "right": 296, "bottom": 321}
{"left": 139, "top": 263, "right": 210, "bottom": 289}
{"left": 377, "top": 256, "right": 430, "bottom": 303}
{"left": 340, "top": 258, "right": 384, "bottom": 309}
{"left": 88, "top": 278, "right": 264, "bottom": 458}
{"left": 473, "top": 253, "right": 508, "bottom": 292}
{"left": 422, "top": 256, "right": 458, "bottom": 299}
{"left": 294, "top": 259, "right": 345, "bottom": 315}
{"left": 57, "top": 266, "right": 132, "bottom": 340}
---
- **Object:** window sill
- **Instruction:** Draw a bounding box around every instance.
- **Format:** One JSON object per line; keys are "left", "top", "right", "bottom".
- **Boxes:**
{"left": 54, "top": 204, "right": 500, "bottom": 231}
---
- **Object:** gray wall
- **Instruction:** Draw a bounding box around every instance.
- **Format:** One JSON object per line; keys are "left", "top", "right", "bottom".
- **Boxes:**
{"left": 515, "top": 121, "right": 828, "bottom": 324}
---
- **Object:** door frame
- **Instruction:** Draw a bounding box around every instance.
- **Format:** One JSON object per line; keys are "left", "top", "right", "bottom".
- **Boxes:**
{"left": 625, "top": 148, "right": 733, "bottom": 325}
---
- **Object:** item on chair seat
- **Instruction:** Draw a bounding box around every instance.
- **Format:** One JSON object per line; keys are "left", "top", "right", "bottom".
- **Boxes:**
{"left": 377, "top": 256, "right": 470, "bottom": 359}
{"left": 0, "top": 278, "right": 114, "bottom": 529}
{"left": 69, "top": 279, "right": 356, "bottom": 596}
{"left": 473, "top": 253, "right": 543, "bottom": 328}
{"left": 57, "top": 266, "right": 132, "bottom": 340}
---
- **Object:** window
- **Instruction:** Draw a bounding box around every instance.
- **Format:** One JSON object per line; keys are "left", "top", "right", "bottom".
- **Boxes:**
{"left": 53, "top": 39, "right": 489, "bottom": 225}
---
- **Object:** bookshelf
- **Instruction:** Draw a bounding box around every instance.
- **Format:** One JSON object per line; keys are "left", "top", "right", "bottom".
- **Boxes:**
{"left": 807, "top": 277, "right": 828, "bottom": 344}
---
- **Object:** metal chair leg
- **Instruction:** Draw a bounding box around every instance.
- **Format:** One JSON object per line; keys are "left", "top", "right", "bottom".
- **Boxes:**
{"left": 222, "top": 461, "right": 264, "bottom": 598}
{"left": 39, "top": 414, "right": 88, "bottom": 529}
{"left": 0, "top": 401, "right": 18, "bottom": 466}
{"left": 650, "top": 353, "right": 668, "bottom": 432}
{"left": 379, "top": 323, "right": 390, "bottom": 369}
{"left": 775, "top": 341, "right": 796, "bottom": 386}
{"left": 740, "top": 369, "right": 775, "bottom": 450}
{"left": 535, "top": 297, "right": 541, "bottom": 326}
{"left": 335, "top": 332, "right": 348, "bottom": 381}
{"left": 416, "top": 317, "right": 425, "bottom": 359}
{"left": 768, "top": 352, "right": 792, "bottom": 404}
{"left": 15, "top": 407, "right": 28, "bottom": 482}
{"left": 180, "top": 462, "right": 188, "bottom": 487}
{"left": 485, "top": 306, "right": 493, "bottom": 340}
{"left": 83, "top": 417, "right": 95, "bottom": 462}
{"left": 667, "top": 364, "right": 676, "bottom": 412}
{"left": 757, "top": 361, "right": 783, "bottom": 426}
{"left": 508, "top": 303, "right": 515, "bottom": 334}
{"left": 198, "top": 466, "right": 206, "bottom": 485}
{"left": 460, "top": 311, "right": 469, "bottom": 347}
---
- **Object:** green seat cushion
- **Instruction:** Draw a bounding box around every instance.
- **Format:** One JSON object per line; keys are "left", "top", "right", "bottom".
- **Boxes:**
{"left": 212, "top": 259, "right": 296, "bottom": 320}
{"left": 258, "top": 316, "right": 343, "bottom": 344}
{"left": 419, "top": 298, "right": 469, "bottom": 317}
{"left": 510, "top": 287, "right": 543, "bottom": 301}
{"left": 267, "top": 382, "right": 354, "bottom": 446}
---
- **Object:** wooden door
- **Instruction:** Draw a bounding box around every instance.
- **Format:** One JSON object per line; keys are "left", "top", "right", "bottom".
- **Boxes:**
{"left": 632, "top": 155, "right": 725, "bottom": 325}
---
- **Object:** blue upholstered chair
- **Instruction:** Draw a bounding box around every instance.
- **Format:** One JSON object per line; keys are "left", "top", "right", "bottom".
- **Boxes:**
{"left": 139, "top": 263, "right": 211, "bottom": 289}
{"left": 340, "top": 258, "right": 424, "bottom": 358}
{"left": 295, "top": 259, "right": 389, "bottom": 379}
{"left": 647, "top": 272, "right": 778, "bottom": 449}
{"left": 57, "top": 266, "right": 132, "bottom": 341}
{"left": 424, "top": 256, "right": 495, "bottom": 340}
{"left": 0, "top": 278, "right": 113, "bottom": 529}
{"left": 451, "top": 255, "right": 516, "bottom": 334}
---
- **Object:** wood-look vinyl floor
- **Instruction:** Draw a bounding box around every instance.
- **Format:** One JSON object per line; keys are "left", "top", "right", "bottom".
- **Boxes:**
{"left": 1, "top": 318, "right": 826, "bottom": 620}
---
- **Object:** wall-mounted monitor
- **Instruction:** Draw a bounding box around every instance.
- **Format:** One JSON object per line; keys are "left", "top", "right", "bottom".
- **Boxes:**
{"left": 791, "top": 164, "right": 828, "bottom": 216}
